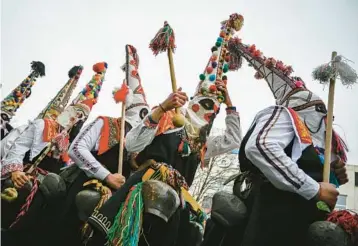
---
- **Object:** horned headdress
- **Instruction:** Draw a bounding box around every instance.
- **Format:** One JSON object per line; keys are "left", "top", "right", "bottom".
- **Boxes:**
{"left": 185, "top": 13, "right": 244, "bottom": 145}
{"left": 36, "top": 66, "right": 84, "bottom": 120}
{"left": 1, "top": 61, "right": 45, "bottom": 138}
{"left": 227, "top": 38, "right": 349, "bottom": 163}
{"left": 113, "top": 45, "right": 149, "bottom": 127}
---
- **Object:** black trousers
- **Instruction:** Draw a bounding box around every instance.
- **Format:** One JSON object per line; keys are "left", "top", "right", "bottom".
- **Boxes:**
{"left": 240, "top": 181, "right": 325, "bottom": 246}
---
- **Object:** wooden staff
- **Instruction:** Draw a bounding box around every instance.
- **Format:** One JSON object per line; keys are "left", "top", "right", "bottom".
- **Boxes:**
{"left": 118, "top": 93, "right": 126, "bottom": 174}
{"left": 323, "top": 51, "right": 337, "bottom": 182}
{"left": 149, "top": 21, "right": 184, "bottom": 127}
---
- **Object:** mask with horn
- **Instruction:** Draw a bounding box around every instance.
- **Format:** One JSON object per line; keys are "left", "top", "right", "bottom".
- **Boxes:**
{"left": 113, "top": 45, "right": 150, "bottom": 127}
{"left": 228, "top": 38, "right": 348, "bottom": 161}
{"left": 184, "top": 13, "right": 244, "bottom": 151}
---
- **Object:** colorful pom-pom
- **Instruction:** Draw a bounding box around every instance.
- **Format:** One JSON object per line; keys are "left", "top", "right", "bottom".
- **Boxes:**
{"left": 253, "top": 50, "right": 262, "bottom": 58}
{"left": 215, "top": 41, "right": 222, "bottom": 47}
{"left": 209, "top": 85, "right": 217, "bottom": 92}
{"left": 113, "top": 82, "right": 129, "bottom": 103}
{"left": 212, "top": 61, "right": 218, "bottom": 68}
{"left": 209, "top": 75, "right": 216, "bottom": 81}
{"left": 217, "top": 37, "right": 224, "bottom": 43}
{"left": 264, "top": 57, "right": 277, "bottom": 68}
{"left": 199, "top": 74, "right": 206, "bottom": 81}
{"left": 220, "top": 31, "right": 226, "bottom": 38}
{"left": 294, "top": 80, "right": 304, "bottom": 88}
{"left": 223, "top": 64, "right": 229, "bottom": 73}
{"left": 210, "top": 56, "right": 217, "bottom": 62}
{"left": 225, "top": 55, "right": 231, "bottom": 62}
{"left": 212, "top": 51, "right": 219, "bottom": 57}
{"left": 222, "top": 75, "right": 228, "bottom": 81}
{"left": 217, "top": 95, "right": 225, "bottom": 103}
{"left": 211, "top": 46, "right": 218, "bottom": 52}
{"left": 93, "top": 62, "right": 107, "bottom": 73}
{"left": 206, "top": 66, "right": 214, "bottom": 74}
{"left": 284, "top": 66, "right": 294, "bottom": 76}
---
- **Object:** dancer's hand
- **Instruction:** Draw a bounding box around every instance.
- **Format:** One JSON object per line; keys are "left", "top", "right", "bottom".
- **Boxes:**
{"left": 11, "top": 170, "right": 29, "bottom": 189}
{"left": 160, "top": 87, "right": 188, "bottom": 111}
{"left": 105, "top": 173, "right": 126, "bottom": 190}
{"left": 331, "top": 158, "right": 349, "bottom": 185}
{"left": 216, "top": 81, "right": 232, "bottom": 107}
{"left": 317, "top": 182, "right": 339, "bottom": 209}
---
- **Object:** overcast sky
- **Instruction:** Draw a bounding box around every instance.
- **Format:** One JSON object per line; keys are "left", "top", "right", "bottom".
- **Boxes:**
{"left": 1, "top": 0, "right": 358, "bottom": 164}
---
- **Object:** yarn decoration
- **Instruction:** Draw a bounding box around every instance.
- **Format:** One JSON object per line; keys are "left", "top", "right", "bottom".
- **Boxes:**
{"left": 149, "top": 21, "right": 176, "bottom": 56}
{"left": 327, "top": 210, "right": 358, "bottom": 244}
{"left": 113, "top": 81, "right": 129, "bottom": 103}
{"left": 312, "top": 55, "right": 357, "bottom": 86}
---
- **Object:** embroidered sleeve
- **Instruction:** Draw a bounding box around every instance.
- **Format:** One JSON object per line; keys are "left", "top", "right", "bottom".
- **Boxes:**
{"left": 1, "top": 120, "right": 39, "bottom": 179}
{"left": 68, "top": 119, "right": 110, "bottom": 181}
{"left": 125, "top": 114, "right": 159, "bottom": 153}
{"left": 204, "top": 107, "right": 242, "bottom": 159}
{"left": 244, "top": 106, "right": 320, "bottom": 200}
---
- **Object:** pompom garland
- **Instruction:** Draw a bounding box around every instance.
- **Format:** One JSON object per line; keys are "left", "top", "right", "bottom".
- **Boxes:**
{"left": 1, "top": 61, "right": 46, "bottom": 117}
{"left": 196, "top": 13, "right": 244, "bottom": 102}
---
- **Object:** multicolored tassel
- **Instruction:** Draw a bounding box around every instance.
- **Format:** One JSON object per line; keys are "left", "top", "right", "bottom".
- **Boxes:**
{"left": 149, "top": 21, "right": 176, "bottom": 56}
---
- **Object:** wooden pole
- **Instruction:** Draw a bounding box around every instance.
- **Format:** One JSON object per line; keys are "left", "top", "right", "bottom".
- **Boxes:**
{"left": 323, "top": 51, "right": 337, "bottom": 183}
{"left": 167, "top": 47, "right": 180, "bottom": 115}
{"left": 117, "top": 100, "right": 126, "bottom": 174}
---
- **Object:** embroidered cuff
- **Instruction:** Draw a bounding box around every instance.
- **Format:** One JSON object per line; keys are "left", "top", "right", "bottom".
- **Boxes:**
{"left": 1, "top": 163, "right": 23, "bottom": 178}
{"left": 226, "top": 106, "right": 239, "bottom": 115}
{"left": 144, "top": 115, "right": 158, "bottom": 128}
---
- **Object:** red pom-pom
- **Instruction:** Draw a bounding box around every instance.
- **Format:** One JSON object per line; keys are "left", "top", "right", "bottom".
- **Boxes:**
{"left": 209, "top": 85, "right": 217, "bottom": 92}
{"left": 192, "top": 104, "right": 200, "bottom": 112}
{"left": 275, "top": 60, "right": 286, "bottom": 71}
{"left": 248, "top": 44, "right": 256, "bottom": 53}
{"left": 210, "top": 56, "right": 217, "bottom": 62}
{"left": 206, "top": 66, "right": 214, "bottom": 74}
{"left": 220, "top": 31, "right": 226, "bottom": 38}
{"left": 131, "top": 70, "right": 138, "bottom": 76}
{"left": 283, "top": 65, "right": 293, "bottom": 76}
{"left": 113, "top": 82, "right": 129, "bottom": 103}
{"left": 253, "top": 50, "right": 262, "bottom": 58}
{"left": 93, "top": 62, "right": 107, "bottom": 73}
{"left": 294, "top": 80, "right": 304, "bottom": 88}
{"left": 264, "top": 57, "right": 277, "bottom": 68}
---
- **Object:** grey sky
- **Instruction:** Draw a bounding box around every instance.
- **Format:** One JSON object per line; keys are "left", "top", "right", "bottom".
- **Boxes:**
{"left": 1, "top": 0, "right": 358, "bottom": 163}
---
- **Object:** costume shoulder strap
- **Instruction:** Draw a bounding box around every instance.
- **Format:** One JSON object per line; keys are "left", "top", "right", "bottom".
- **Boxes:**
{"left": 286, "top": 107, "right": 312, "bottom": 145}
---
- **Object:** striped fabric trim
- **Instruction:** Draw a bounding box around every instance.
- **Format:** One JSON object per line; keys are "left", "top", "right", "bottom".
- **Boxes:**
{"left": 72, "top": 119, "right": 100, "bottom": 173}
{"left": 255, "top": 106, "right": 303, "bottom": 189}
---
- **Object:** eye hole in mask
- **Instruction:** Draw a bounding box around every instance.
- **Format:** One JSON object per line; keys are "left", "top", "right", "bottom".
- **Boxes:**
{"left": 140, "top": 108, "right": 149, "bottom": 119}
{"left": 315, "top": 104, "right": 327, "bottom": 114}
{"left": 199, "top": 99, "right": 214, "bottom": 111}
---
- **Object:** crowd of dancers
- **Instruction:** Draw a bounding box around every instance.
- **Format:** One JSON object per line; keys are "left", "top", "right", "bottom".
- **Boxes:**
{"left": 1, "top": 13, "right": 357, "bottom": 246}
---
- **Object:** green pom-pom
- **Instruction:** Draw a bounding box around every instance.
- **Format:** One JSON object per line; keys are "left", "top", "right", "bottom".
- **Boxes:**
{"left": 217, "top": 95, "right": 225, "bottom": 103}
{"left": 199, "top": 74, "right": 206, "bottom": 81}
{"left": 223, "top": 67, "right": 229, "bottom": 73}
{"left": 215, "top": 41, "right": 222, "bottom": 47}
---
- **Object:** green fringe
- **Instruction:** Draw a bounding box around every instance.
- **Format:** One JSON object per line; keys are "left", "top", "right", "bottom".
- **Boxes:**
{"left": 107, "top": 183, "right": 144, "bottom": 246}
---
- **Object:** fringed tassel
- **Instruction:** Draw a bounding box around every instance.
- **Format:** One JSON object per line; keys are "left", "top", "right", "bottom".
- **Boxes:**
{"left": 149, "top": 21, "right": 176, "bottom": 56}
{"left": 327, "top": 210, "right": 358, "bottom": 244}
{"left": 313, "top": 55, "right": 357, "bottom": 86}
{"left": 107, "top": 183, "right": 144, "bottom": 246}
{"left": 9, "top": 179, "right": 39, "bottom": 228}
